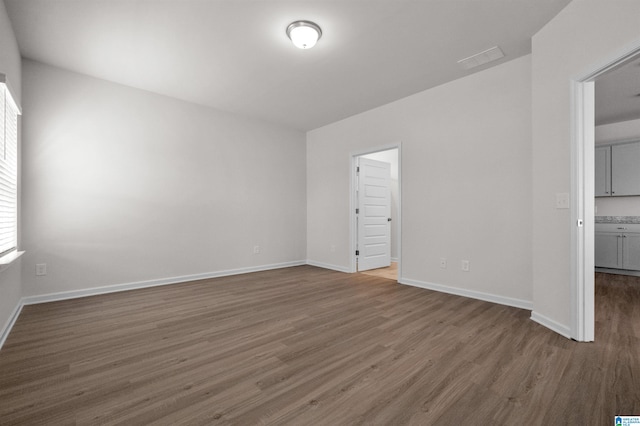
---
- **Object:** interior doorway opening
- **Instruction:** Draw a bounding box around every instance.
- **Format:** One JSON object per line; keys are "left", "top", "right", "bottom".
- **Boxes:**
{"left": 350, "top": 145, "right": 401, "bottom": 281}
{"left": 572, "top": 45, "right": 640, "bottom": 342}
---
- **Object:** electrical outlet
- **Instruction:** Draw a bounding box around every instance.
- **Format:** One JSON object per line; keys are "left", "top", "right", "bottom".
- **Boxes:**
{"left": 439, "top": 258, "right": 447, "bottom": 269}
{"left": 461, "top": 260, "right": 470, "bottom": 272}
{"left": 36, "top": 263, "right": 47, "bottom": 276}
{"left": 253, "top": 245, "right": 260, "bottom": 254}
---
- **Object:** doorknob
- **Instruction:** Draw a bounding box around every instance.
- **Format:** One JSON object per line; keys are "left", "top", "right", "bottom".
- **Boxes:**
{"left": 387, "top": 218, "right": 392, "bottom": 222}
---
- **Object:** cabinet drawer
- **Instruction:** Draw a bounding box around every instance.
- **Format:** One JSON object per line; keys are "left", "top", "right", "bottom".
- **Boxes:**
{"left": 595, "top": 223, "right": 640, "bottom": 233}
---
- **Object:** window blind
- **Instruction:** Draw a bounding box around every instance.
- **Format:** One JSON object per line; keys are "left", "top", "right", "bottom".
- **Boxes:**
{"left": 0, "top": 77, "right": 20, "bottom": 257}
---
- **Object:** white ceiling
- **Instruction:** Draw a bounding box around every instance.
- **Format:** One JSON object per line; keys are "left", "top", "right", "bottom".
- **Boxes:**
{"left": 6, "top": 0, "right": 573, "bottom": 131}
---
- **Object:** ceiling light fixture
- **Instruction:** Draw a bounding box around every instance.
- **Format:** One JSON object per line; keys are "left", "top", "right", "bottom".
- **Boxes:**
{"left": 286, "top": 20, "right": 322, "bottom": 49}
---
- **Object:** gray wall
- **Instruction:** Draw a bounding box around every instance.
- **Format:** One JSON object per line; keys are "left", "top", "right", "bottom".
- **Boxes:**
{"left": 531, "top": 0, "right": 640, "bottom": 334}
{"left": 20, "top": 60, "right": 307, "bottom": 297}
{"left": 307, "top": 55, "right": 533, "bottom": 307}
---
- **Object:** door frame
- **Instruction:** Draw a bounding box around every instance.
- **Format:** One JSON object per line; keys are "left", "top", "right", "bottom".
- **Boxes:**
{"left": 350, "top": 142, "right": 402, "bottom": 279}
{"left": 571, "top": 43, "right": 640, "bottom": 342}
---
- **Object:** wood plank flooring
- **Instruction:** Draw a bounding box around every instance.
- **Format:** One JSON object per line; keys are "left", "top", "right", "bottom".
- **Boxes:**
{"left": 0, "top": 266, "right": 639, "bottom": 425}
{"left": 359, "top": 262, "right": 398, "bottom": 281}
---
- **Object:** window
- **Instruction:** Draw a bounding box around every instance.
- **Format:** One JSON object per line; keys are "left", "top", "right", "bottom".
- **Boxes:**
{"left": 0, "top": 75, "right": 20, "bottom": 257}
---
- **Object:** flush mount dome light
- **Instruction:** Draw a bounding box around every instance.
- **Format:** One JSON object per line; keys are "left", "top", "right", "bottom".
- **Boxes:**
{"left": 286, "top": 20, "right": 322, "bottom": 49}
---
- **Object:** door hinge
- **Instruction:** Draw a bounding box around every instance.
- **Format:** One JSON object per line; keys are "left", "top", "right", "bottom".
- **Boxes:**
{"left": 356, "top": 166, "right": 360, "bottom": 173}
{"left": 355, "top": 250, "right": 359, "bottom": 256}
{"left": 577, "top": 219, "right": 583, "bottom": 227}
{"left": 356, "top": 208, "right": 359, "bottom": 214}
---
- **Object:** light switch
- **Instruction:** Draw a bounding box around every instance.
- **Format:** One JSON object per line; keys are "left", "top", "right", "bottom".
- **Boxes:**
{"left": 556, "top": 193, "right": 570, "bottom": 209}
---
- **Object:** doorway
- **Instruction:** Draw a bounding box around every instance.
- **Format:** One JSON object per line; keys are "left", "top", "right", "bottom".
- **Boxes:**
{"left": 572, "top": 46, "right": 640, "bottom": 342}
{"left": 350, "top": 145, "right": 401, "bottom": 281}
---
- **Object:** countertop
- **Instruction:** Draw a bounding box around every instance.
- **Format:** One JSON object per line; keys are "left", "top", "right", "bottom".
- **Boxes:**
{"left": 595, "top": 216, "right": 640, "bottom": 224}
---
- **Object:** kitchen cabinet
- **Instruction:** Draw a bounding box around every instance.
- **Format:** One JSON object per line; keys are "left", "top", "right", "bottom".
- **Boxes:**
{"left": 623, "top": 233, "right": 640, "bottom": 270}
{"left": 611, "top": 142, "right": 640, "bottom": 196}
{"left": 595, "top": 141, "right": 640, "bottom": 197}
{"left": 595, "top": 232, "right": 621, "bottom": 268}
{"left": 595, "top": 224, "right": 640, "bottom": 271}
{"left": 594, "top": 146, "right": 611, "bottom": 196}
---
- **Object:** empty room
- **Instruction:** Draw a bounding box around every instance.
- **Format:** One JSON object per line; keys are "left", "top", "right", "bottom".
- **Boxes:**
{"left": 1, "top": 0, "right": 639, "bottom": 424}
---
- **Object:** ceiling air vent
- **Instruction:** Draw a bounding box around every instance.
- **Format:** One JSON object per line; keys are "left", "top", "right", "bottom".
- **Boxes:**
{"left": 457, "top": 46, "right": 505, "bottom": 70}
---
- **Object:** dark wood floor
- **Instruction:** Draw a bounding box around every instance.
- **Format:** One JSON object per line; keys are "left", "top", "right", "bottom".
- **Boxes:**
{"left": 0, "top": 267, "right": 638, "bottom": 425}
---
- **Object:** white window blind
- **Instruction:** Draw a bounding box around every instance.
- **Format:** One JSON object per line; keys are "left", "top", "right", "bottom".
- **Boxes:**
{"left": 0, "top": 75, "right": 20, "bottom": 257}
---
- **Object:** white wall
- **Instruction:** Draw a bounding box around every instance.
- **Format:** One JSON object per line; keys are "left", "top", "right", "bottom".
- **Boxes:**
{"left": 531, "top": 0, "right": 640, "bottom": 332}
{"left": 307, "top": 55, "right": 532, "bottom": 307}
{"left": 0, "top": 0, "right": 23, "bottom": 343}
{"left": 361, "top": 149, "right": 399, "bottom": 260}
{"left": 21, "top": 60, "right": 307, "bottom": 297}
{"left": 596, "top": 196, "right": 640, "bottom": 218}
{"left": 595, "top": 118, "right": 640, "bottom": 217}
{"left": 0, "top": 1, "right": 20, "bottom": 105}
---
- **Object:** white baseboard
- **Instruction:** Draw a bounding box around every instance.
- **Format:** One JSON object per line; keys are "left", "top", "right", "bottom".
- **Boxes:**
{"left": 6, "top": 262, "right": 571, "bottom": 352}
{"left": 530, "top": 311, "right": 572, "bottom": 339}
{"left": 390, "top": 257, "right": 399, "bottom": 263}
{"left": 399, "top": 277, "right": 533, "bottom": 310}
{"left": 305, "top": 260, "right": 352, "bottom": 273}
{"left": 0, "top": 300, "right": 24, "bottom": 351}
{"left": 21, "top": 260, "right": 307, "bottom": 306}
{"left": 2, "top": 261, "right": 308, "bottom": 350}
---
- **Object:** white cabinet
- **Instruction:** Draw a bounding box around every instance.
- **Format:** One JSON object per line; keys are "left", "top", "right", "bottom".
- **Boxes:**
{"left": 594, "top": 146, "right": 611, "bottom": 196}
{"left": 595, "top": 141, "right": 640, "bottom": 197}
{"left": 611, "top": 142, "right": 640, "bottom": 196}
{"left": 623, "top": 233, "right": 640, "bottom": 270}
{"left": 595, "top": 232, "right": 621, "bottom": 268}
{"left": 595, "top": 224, "right": 640, "bottom": 271}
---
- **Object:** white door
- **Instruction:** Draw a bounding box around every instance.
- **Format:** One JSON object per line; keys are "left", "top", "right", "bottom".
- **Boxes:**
{"left": 357, "top": 158, "right": 391, "bottom": 271}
